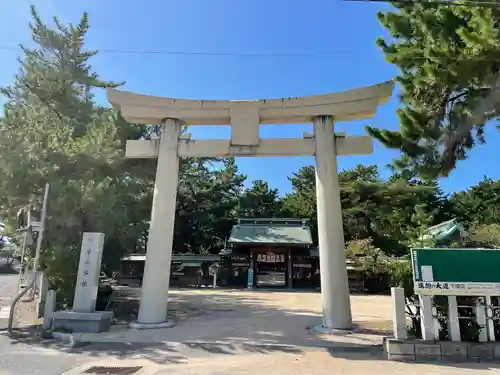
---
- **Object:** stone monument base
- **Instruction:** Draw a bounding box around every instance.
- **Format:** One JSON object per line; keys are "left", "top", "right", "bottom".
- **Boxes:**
{"left": 51, "top": 311, "right": 113, "bottom": 333}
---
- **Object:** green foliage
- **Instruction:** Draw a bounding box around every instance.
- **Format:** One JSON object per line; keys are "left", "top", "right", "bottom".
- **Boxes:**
{"left": 238, "top": 180, "right": 283, "bottom": 218}
{"left": 283, "top": 164, "right": 451, "bottom": 256}
{"left": 388, "top": 258, "right": 414, "bottom": 296}
{"left": 174, "top": 157, "right": 246, "bottom": 254}
{"left": 451, "top": 177, "right": 500, "bottom": 226}
{"left": 346, "top": 238, "right": 389, "bottom": 276}
{"left": 471, "top": 223, "right": 500, "bottom": 245}
{"left": 368, "top": 3, "right": 500, "bottom": 178}
{"left": 450, "top": 223, "right": 500, "bottom": 249}
{"left": 345, "top": 238, "right": 374, "bottom": 259}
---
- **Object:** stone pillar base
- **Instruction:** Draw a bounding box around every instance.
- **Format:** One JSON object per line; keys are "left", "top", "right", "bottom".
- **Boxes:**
{"left": 129, "top": 320, "right": 176, "bottom": 330}
{"left": 309, "top": 324, "right": 355, "bottom": 335}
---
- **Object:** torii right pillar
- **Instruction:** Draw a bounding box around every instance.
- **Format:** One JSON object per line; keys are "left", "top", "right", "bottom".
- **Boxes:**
{"left": 314, "top": 115, "right": 352, "bottom": 330}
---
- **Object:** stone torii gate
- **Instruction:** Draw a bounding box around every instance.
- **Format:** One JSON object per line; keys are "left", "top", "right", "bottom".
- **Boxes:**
{"left": 107, "top": 80, "right": 394, "bottom": 330}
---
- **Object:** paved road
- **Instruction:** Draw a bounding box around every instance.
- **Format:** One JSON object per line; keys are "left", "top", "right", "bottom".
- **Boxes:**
{"left": 0, "top": 273, "right": 18, "bottom": 303}
{"left": 0, "top": 268, "right": 19, "bottom": 325}
{"left": 0, "top": 265, "right": 81, "bottom": 375}
{"left": 0, "top": 263, "right": 101, "bottom": 375}
{"left": 0, "top": 335, "right": 79, "bottom": 375}
{"left": 0, "top": 338, "right": 231, "bottom": 374}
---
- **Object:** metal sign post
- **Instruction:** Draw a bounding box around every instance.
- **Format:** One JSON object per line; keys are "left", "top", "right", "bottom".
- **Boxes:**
{"left": 247, "top": 268, "right": 254, "bottom": 289}
{"left": 209, "top": 264, "right": 218, "bottom": 288}
{"left": 16, "top": 204, "right": 31, "bottom": 290}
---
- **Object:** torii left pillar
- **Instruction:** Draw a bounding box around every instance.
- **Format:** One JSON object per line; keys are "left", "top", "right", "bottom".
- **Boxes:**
{"left": 129, "top": 118, "right": 182, "bottom": 328}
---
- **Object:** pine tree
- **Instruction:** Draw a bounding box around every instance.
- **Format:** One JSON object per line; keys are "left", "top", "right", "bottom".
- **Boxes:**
{"left": 0, "top": 7, "right": 145, "bottom": 304}
{"left": 451, "top": 177, "right": 500, "bottom": 225}
{"left": 2, "top": 6, "right": 122, "bottom": 128}
{"left": 174, "top": 157, "right": 247, "bottom": 254}
{"left": 238, "top": 180, "right": 282, "bottom": 218}
{"left": 367, "top": 3, "right": 500, "bottom": 178}
{"left": 281, "top": 164, "right": 449, "bottom": 254}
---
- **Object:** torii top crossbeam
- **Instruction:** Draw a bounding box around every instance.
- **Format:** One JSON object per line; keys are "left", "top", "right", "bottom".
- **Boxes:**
{"left": 107, "top": 80, "right": 394, "bottom": 126}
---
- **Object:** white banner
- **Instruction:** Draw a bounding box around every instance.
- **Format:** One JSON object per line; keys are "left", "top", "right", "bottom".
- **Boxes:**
{"left": 415, "top": 281, "right": 500, "bottom": 296}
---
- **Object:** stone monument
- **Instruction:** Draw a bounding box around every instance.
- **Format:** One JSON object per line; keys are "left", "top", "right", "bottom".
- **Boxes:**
{"left": 51, "top": 232, "right": 113, "bottom": 332}
{"left": 73, "top": 233, "right": 105, "bottom": 312}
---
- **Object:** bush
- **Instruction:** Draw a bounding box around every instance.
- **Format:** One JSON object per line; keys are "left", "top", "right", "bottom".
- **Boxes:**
{"left": 42, "top": 247, "right": 79, "bottom": 308}
{"left": 450, "top": 224, "right": 500, "bottom": 249}
{"left": 346, "top": 238, "right": 390, "bottom": 276}
{"left": 387, "top": 259, "right": 422, "bottom": 337}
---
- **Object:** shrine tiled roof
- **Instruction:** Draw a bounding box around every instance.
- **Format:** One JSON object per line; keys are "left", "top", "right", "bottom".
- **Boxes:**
{"left": 227, "top": 218, "right": 313, "bottom": 245}
{"left": 420, "top": 218, "right": 465, "bottom": 245}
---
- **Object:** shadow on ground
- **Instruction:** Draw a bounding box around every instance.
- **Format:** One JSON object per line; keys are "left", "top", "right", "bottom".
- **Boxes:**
{"left": 3, "top": 326, "right": 309, "bottom": 365}
{"left": 3, "top": 327, "right": 389, "bottom": 366}
{"left": 0, "top": 289, "right": 452, "bottom": 368}
{"left": 7, "top": 326, "right": 500, "bottom": 372}
{"left": 0, "top": 290, "right": 389, "bottom": 362}
{"left": 1, "top": 290, "right": 499, "bottom": 372}
{"left": 110, "top": 288, "right": 394, "bottom": 336}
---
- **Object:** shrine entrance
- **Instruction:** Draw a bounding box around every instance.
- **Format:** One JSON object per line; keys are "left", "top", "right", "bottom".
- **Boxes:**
{"left": 254, "top": 251, "right": 288, "bottom": 288}
{"left": 107, "top": 80, "right": 394, "bottom": 330}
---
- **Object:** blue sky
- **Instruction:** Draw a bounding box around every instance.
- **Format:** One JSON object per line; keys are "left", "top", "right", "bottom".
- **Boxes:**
{"left": 1, "top": 0, "right": 498, "bottom": 196}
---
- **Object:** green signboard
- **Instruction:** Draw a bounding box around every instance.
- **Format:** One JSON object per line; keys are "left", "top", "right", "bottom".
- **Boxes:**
{"left": 411, "top": 248, "right": 500, "bottom": 296}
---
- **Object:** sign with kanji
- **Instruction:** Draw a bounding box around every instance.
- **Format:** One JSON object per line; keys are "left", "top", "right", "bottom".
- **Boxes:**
{"left": 412, "top": 248, "right": 500, "bottom": 296}
{"left": 30, "top": 220, "right": 41, "bottom": 232}
{"left": 256, "top": 253, "right": 285, "bottom": 263}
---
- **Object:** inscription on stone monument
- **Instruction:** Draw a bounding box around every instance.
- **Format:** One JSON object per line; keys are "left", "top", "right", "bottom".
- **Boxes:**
{"left": 73, "top": 232, "right": 105, "bottom": 312}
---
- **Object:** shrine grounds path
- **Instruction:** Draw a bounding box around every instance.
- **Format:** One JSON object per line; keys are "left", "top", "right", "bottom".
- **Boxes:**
{"left": 74, "top": 289, "right": 395, "bottom": 345}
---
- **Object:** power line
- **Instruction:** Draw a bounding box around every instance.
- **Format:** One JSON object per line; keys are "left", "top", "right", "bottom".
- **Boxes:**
{"left": 0, "top": 45, "right": 499, "bottom": 62}
{"left": 0, "top": 45, "right": 383, "bottom": 58}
